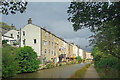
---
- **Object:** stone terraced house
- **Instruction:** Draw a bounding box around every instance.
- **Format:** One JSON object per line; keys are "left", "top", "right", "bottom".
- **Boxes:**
{"left": 20, "top": 18, "right": 81, "bottom": 63}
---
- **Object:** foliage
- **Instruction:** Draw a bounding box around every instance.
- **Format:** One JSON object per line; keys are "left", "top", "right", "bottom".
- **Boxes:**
{"left": 13, "top": 42, "right": 18, "bottom": 46}
{"left": 92, "top": 46, "right": 120, "bottom": 78}
{"left": 77, "top": 56, "right": 82, "bottom": 63}
{"left": 90, "top": 22, "right": 120, "bottom": 59}
{"left": 59, "top": 63, "right": 62, "bottom": 66}
{"left": 67, "top": 2, "right": 120, "bottom": 59}
{"left": 0, "top": 22, "right": 11, "bottom": 30}
{"left": 2, "top": 46, "right": 18, "bottom": 78}
{"left": 46, "top": 64, "right": 51, "bottom": 69}
{"left": 72, "top": 63, "right": 91, "bottom": 78}
{"left": 71, "top": 60, "right": 74, "bottom": 64}
{"left": 67, "top": 2, "right": 120, "bottom": 31}
{"left": 2, "top": 40, "right": 7, "bottom": 44}
{"left": 0, "top": 0, "right": 28, "bottom": 15}
{"left": 15, "top": 46, "right": 41, "bottom": 73}
{"left": 2, "top": 40, "right": 10, "bottom": 48}
{"left": 83, "top": 59, "right": 85, "bottom": 63}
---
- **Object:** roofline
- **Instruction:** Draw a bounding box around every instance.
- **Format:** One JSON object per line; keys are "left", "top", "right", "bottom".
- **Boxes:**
{"left": 21, "top": 23, "right": 79, "bottom": 46}
{"left": 2, "top": 35, "right": 14, "bottom": 38}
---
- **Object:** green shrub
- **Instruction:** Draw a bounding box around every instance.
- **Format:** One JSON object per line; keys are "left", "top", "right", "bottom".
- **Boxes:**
{"left": 66, "top": 62, "right": 70, "bottom": 65}
{"left": 83, "top": 59, "right": 85, "bottom": 63}
{"left": 77, "top": 56, "right": 81, "bottom": 63}
{"left": 2, "top": 46, "right": 18, "bottom": 78}
{"left": 46, "top": 64, "right": 51, "bottom": 69}
{"left": 71, "top": 61, "right": 74, "bottom": 64}
{"left": 15, "top": 46, "right": 41, "bottom": 73}
{"left": 2, "top": 40, "right": 10, "bottom": 47}
{"left": 59, "top": 63, "right": 62, "bottom": 66}
{"left": 13, "top": 42, "right": 18, "bottom": 46}
{"left": 94, "top": 55, "right": 120, "bottom": 78}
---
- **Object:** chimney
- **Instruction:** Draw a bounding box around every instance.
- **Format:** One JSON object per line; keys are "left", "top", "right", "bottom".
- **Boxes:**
{"left": 28, "top": 18, "right": 32, "bottom": 24}
{"left": 11, "top": 24, "right": 15, "bottom": 30}
{"left": 43, "top": 26, "right": 46, "bottom": 30}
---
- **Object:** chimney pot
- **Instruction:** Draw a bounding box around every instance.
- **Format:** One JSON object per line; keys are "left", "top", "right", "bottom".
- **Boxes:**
{"left": 28, "top": 18, "right": 32, "bottom": 24}
{"left": 43, "top": 27, "right": 46, "bottom": 30}
{"left": 11, "top": 24, "right": 15, "bottom": 30}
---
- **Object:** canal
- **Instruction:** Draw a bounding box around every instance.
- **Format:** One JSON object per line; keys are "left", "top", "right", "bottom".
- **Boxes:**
{"left": 14, "top": 63, "right": 88, "bottom": 78}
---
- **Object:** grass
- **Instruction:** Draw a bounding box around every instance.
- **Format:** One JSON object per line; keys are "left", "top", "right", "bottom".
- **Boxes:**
{"left": 71, "top": 63, "right": 92, "bottom": 78}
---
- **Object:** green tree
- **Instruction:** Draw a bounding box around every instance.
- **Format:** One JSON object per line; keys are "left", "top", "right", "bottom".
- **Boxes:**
{"left": 67, "top": 2, "right": 120, "bottom": 59}
{"left": 0, "top": 22, "right": 11, "bottom": 30}
{"left": 2, "top": 46, "right": 18, "bottom": 78}
{"left": 90, "top": 22, "right": 120, "bottom": 59}
{"left": 15, "top": 46, "right": 40, "bottom": 73}
{"left": 67, "top": 2, "right": 120, "bottom": 31}
{"left": 0, "top": 0, "right": 28, "bottom": 15}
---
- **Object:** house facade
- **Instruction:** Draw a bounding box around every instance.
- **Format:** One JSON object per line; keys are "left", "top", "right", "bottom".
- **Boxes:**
{"left": 2, "top": 24, "right": 20, "bottom": 45}
{"left": 20, "top": 21, "right": 41, "bottom": 57}
{"left": 20, "top": 18, "right": 82, "bottom": 63}
{"left": 79, "top": 49, "right": 86, "bottom": 59}
{"left": 86, "top": 52, "right": 93, "bottom": 61}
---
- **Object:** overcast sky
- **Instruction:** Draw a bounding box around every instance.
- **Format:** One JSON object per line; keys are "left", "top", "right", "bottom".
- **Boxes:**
{"left": 2, "top": 2, "right": 93, "bottom": 52}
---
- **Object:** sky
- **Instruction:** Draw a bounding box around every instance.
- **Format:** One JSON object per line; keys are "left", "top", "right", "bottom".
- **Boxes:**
{"left": 2, "top": 2, "right": 94, "bottom": 52}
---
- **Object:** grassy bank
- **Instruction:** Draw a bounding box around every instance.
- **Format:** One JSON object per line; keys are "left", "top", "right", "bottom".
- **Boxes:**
{"left": 71, "top": 62, "right": 93, "bottom": 78}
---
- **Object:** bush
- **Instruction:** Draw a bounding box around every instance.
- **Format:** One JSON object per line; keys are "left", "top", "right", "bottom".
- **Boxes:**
{"left": 2, "top": 40, "right": 7, "bottom": 44}
{"left": 94, "top": 55, "right": 120, "bottom": 78}
{"left": 71, "top": 61, "right": 74, "bottom": 64}
{"left": 15, "top": 46, "right": 41, "bottom": 73}
{"left": 2, "top": 46, "right": 18, "bottom": 78}
{"left": 46, "top": 64, "right": 51, "bottom": 69}
{"left": 59, "top": 63, "right": 62, "bottom": 66}
{"left": 83, "top": 59, "right": 85, "bottom": 63}
{"left": 13, "top": 42, "right": 18, "bottom": 46}
{"left": 77, "top": 56, "right": 82, "bottom": 63}
{"left": 2, "top": 40, "right": 10, "bottom": 47}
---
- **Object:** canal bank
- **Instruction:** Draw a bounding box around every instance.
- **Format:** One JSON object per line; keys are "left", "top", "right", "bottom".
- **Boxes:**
{"left": 14, "top": 63, "right": 88, "bottom": 78}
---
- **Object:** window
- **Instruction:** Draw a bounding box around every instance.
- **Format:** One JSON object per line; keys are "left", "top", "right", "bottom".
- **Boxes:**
{"left": 52, "top": 36, "right": 53, "bottom": 40}
{"left": 54, "top": 51, "right": 56, "bottom": 56}
{"left": 33, "top": 39, "right": 36, "bottom": 44}
{"left": 43, "top": 40, "right": 47, "bottom": 45}
{"left": 45, "top": 32, "right": 47, "bottom": 37}
{"left": 23, "top": 39, "right": 25, "bottom": 45}
{"left": 49, "top": 49, "right": 50, "bottom": 54}
{"left": 52, "top": 50, "right": 53, "bottom": 54}
{"left": 49, "top": 41, "right": 50, "bottom": 46}
{"left": 23, "top": 31, "right": 25, "bottom": 36}
{"left": 11, "top": 34, "right": 13, "bottom": 37}
{"left": 52, "top": 42, "right": 53, "bottom": 46}
{"left": 49, "top": 33, "right": 50, "bottom": 38}
{"left": 17, "top": 35, "right": 19, "bottom": 39}
{"left": 55, "top": 43, "right": 56, "bottom": 49}
{"left": 45, "top": 49, "right": 47, "bottom": 54}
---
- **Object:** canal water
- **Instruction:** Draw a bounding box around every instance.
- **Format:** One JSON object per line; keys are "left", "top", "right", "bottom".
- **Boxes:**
{"left": 14, "top": 63, "right": 87, "bottom": 78}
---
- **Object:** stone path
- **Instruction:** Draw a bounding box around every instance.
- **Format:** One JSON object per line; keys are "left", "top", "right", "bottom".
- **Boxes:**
{"left": 84, "top": 64, "right": 100, "bottom": 78}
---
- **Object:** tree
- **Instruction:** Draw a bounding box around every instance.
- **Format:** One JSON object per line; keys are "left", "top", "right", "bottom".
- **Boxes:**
{"left": 15, "top": 46, "right": 40, "bottom": 73}
{"left": 90, "top": 21, "right": 120, "bottom": 59}
{"left": 2, "top": 46, "right": 18, "bottom": 78}
{"left": 0, "top": 0, "right": 28, "bottom": 15}
{"left": 67, "top": 2, "right": 120, "bottom": 59}
{"left": 0, "top": 22, "right": 11, "bottom": 30}
{"left": 67, "top": 2, "right": 120, "bottom": 31}
{"left": 2, "top": 40, "right": 10, "bottom": 47}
